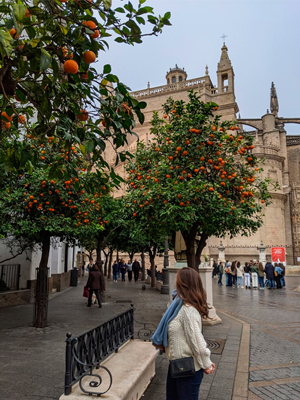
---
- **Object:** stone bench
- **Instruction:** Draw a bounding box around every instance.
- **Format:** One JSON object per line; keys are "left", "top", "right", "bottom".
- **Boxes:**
{"left": 59, "top": 339, "right": 158, "bottom": 400}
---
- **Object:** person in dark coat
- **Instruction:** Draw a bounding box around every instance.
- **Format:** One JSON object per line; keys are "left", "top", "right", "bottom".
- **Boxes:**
{"left": 86, "top": 264, "right": 105, "bottom": 307}
{"left": 119, "top": 258, "right": 127, "bottom": 281}
{"left": 132, "top": 258, "right": 141, "bottom": 282}
{"left": 212, "top": 261, "right": 218, "bottom": 278}
{"left": 264, "top": 262, "right": 275, "bottom": 289}
{"left": 112, "top": 260, "right": 119, "bottom": 282}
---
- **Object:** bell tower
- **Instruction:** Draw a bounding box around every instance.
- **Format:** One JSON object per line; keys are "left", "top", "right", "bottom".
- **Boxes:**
{"left": 217, "top": 43, "right": 235, "bottom": 94}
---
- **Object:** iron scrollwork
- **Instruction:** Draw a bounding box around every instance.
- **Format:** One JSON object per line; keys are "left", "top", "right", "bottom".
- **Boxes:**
{"left": 64, "top": 305, "right": 134, "bottom": 396}
{"left": 133, "top": 317, "right": 156, "bottom": 342}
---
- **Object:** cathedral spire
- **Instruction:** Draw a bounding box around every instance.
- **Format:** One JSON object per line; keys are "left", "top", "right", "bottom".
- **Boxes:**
{"left": 270, "top": 82, "right": 279, "bottom": 117}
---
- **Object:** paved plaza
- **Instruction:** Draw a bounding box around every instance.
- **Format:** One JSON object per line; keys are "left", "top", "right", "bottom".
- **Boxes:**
{"left": 1, "top": 274, "right": 300, "bottom": 400}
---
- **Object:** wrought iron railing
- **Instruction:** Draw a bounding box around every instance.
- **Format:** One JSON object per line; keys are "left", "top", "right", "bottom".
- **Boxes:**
{"left": 0, "top": 264, "right": 20, "bottom": 291}
{"left": 64, "top": 305, "right": 134, "bottom": 396}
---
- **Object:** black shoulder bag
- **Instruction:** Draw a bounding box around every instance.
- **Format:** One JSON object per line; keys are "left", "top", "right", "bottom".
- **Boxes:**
{"left": 169, "top": 357, "right": 195, "bottom": 378}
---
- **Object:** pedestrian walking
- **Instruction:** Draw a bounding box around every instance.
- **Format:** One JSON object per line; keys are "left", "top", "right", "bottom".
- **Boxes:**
{"left": 112, "top": 260, "right": 119, "bottom": 282}
{"left": 212, "top": 260, "right": 218, "bottom": 278}
{"left": 274, "top": 263, "right": 283, "bottom": 289}
{"left": 236, "top": 262, "right": 243, "bottom": 288}
{"left": 257, "top": 262, "right": 265, "bottom": 289}
{"left": 86, "top": 264, "right": 105, "bottom": 308}
{"left": 218, "top": 262, "right": 224, "bottom": 285}
{"left": 264, "top": 261, "right": 275, "bottom": 289}
{"left": 119, "top": 259, "right": 127, "bottom": 281}
{"left": 132, "top": 258, "right": 141, "bottom": 282}
{"left": 86, "top": 258, "right": 94, "bottom": 273}
{"left": 127, "top": 260, "right": 133, "bottom": 282}
{"left": 152, "top": 267, "right": 215, "bottom": 400}
{"left": 231, "top": 261, "right": 237, "bottom": 287}
{"left": 244, "top": 262, "right": 251, "bottom": 289}
{"left": 280, "top": 263, "right": 286, "bottom": 288}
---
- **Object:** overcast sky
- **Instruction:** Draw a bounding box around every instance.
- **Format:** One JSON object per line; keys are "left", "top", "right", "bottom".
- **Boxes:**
{"left": 97, "top": 0, "right": 300, "bottom": 134}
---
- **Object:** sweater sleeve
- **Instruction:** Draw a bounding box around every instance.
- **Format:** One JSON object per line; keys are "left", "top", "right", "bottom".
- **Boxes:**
{"left": 182, "top": 306, "right": 212, "bottom": 370}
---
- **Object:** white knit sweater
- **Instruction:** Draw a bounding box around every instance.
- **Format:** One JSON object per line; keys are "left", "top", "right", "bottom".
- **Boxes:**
{"left": 167, "top": 304, "right": 211, "bottom": 371}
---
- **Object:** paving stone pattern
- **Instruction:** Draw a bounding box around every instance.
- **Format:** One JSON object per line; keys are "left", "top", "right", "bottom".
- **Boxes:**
{"left": 1, "top": 274, "right": 300, "bottom": 400}
{"left": 213, "top": 276, "right": 300, "bottom": 400}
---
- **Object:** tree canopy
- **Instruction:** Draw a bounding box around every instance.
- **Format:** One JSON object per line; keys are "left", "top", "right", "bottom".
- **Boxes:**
{"left": 125, "top": 91, "right": 274, "bottom": 269}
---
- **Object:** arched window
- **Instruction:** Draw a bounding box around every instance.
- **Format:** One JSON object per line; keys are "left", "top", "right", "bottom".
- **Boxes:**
{"left": 179, "top": 76, "right": 182, "bottom": 82}
{"left": 172, "top": 76, "right": 176, "bottom": 83}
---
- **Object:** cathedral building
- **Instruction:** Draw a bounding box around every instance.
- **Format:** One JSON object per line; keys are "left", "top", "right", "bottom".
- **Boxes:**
{"left": 104, "top": 44, "right": 300, "bottom": 265}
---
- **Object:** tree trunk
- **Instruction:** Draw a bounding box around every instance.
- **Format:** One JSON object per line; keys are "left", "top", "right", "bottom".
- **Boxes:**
{"left": 141, "top": 251, "right": 145, "bottom": 281}
{"left": 195, "top": 232, "right": 208, "bottom": 268}
{"left": 182, "top": 224, "right": 198, "bottom": 270}
{"left": 103, "top": 250, "right": 108, "bottom": 276}
{"left": 96, "top": 238, "right": 102, "bottom": 264}
{"left": 34, "top": 233, "right": 51, "bottom": 328}
{"left": 108, "top": 248, "right": 113, "bottom": 279}
{"left": 149, "top": 246, "right": 157, "bottom": 288}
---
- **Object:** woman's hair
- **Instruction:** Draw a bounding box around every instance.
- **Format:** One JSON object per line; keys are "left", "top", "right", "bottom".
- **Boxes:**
{"left": 237, "top": 261, "right": 241, "bottom": 269}
{"left": 231, "top": 261, "right": 236, "bottom": 272}
{"left": 93, "top": 263, "right": 99, "bottom": 271}
{"left": 258, "top": 262, "right": 264, "bottom": 271}
{"left": 274, "top": 263, "right": 278, "bottom": 267}
{"left": 176, "top": 267, "right": 209, "bottom": 319}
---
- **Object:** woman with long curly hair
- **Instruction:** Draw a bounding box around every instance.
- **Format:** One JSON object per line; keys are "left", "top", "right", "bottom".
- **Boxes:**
{"left": 152, "top": 267, "right": 215, "bottom": 400}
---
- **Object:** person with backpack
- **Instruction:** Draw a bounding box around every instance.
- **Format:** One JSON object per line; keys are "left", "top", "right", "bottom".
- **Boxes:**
{"left": 218, "top": 262, "right": 224, "bottom": 285}
{"left": 231, "top": 261, "right": 237, "bottom": 287}
{"left": 274, "top": 263, "right": 283, "bottom": 289}
{"left": 264, "top": 261, "right": 275, "bottom": 289}
{"left": 244, "top": 262, "right": 251, "bottom": 289}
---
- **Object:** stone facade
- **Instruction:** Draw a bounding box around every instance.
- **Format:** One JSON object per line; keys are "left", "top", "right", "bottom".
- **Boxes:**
{"left": 103, "top": 44, "right": 300, "bottom": 265}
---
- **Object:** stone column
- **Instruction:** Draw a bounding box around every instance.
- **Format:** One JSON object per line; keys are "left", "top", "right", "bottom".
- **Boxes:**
{"left": 257, "top": 242, "right": 266, "bottom": 266}
{"left": 218, "top": 241, "right": 225, "bottom": 262}
{"left": 168, "top": 261, "right": 186, "bottom": 304}
{"left": 198, "top": 266, "right": 222, "bottom": 325}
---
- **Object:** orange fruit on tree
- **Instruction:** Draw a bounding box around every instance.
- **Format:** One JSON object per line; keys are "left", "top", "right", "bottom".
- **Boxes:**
{"left": 83, "top": 51, "right": 96, "bottom": 64}
{"left": 1, "top": 111, "right": 13, "bottom": 122}
{"left": 25, "top": 9, "right": 31, "bottom": 18}
{"left": 63, "top": 60, "right": 79, "bottom": 74}
{"left": 91, "top": 30, "right": 100, "bottom": 39}
{"left": 83, "top": 20, "right": 97, "bottom": 30}
{"left": 208, "top": 187, "right": 214, "bottom": 192}
{"left": 10, "top": 28, "right": 19, "bottom": 38}
{"left": 18, "top": 115, "right": 26, "bottom": 124}
{"left": 78, "top": 109, "right": 89, "bottom": 121}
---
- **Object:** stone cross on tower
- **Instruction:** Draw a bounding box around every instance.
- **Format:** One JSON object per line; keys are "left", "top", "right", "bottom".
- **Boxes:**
{"left": 270, "top": 82, "right": 279, "bottom": 117}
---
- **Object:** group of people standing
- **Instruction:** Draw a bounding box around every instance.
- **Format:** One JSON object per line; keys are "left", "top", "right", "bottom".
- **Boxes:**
{"left": 213, "top": 260, "right": 286, "bottom": 290}
{"left": 112, "top": 258, "right": 141, "bottom": 282}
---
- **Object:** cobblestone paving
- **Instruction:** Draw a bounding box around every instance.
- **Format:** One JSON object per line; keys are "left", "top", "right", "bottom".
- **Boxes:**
{"left": 213, "top": 276, "right": 300, "bottom": 400}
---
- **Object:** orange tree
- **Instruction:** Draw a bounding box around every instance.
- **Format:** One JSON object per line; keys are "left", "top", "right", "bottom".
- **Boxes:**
{"left": 0, "top": 138, "right": 108, "bottom": 327}
{"left": 125, "top": 91, "right": 273, "bottom": 269}
{"left": 0, "top": 0, "right": 171, "bottom": 181}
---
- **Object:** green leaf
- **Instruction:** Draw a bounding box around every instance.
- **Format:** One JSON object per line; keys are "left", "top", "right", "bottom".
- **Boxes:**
{"left": 20, "top": 150, "right": 30, "bottom": 167}
{"left": 12, "top": 4, "right": 26, "bottom": 22}
{"left": 30, "top": 38, "right": 40, "bottom": 48}
{"left": 40, "top": 48, "right": 52, "bottom": 72}
{"left": 84, "top": 140, "right": 95, "bottom": 153}
{"left": 138, "top": 101, "right": 147, "bottom": 109}
{"left": 103, "top": 0, "right": 111, "bottom": 10}
{"left": 59, "top": 25, "right": 68, "bottom": 35}
{"left": 139, "top": 0, "right": 146, "bottom": 4}
{"left": 105, "top": 74, "right": 119, "bottom": 83}
{"left": 0, "top": 31, "right": 13, "bottom": 56}
{"left": 26, "top": 26, "right": 36, "bottom": 39}
{"left": 79, "top": 144, "right": 86, "bottom": 156}
{"left": 103, "top": 64, "right": 111, "bottom": 74}
{"left": 0, "top": 5, "right": 10, "bottom": 13}
{"left": 115, "top": 7, "right": 125, "bottom": 13}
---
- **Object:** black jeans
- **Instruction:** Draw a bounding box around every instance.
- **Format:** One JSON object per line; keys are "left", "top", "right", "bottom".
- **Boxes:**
{"left": 134, "top": 270, "right": 139, "bottom": 281}
{"left": 88, "top": 289, "right": 101, "bottom": 307}
{"left": 166, "top": 366, "right": 203, "bottom": 400}
{"left": 128, "top": 271, "right": 132, "bottom": 281}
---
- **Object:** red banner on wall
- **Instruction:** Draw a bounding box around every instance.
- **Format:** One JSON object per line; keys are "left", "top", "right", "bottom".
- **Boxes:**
{"left": 271, "top": 247, "right": 286, "bottom": 263}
